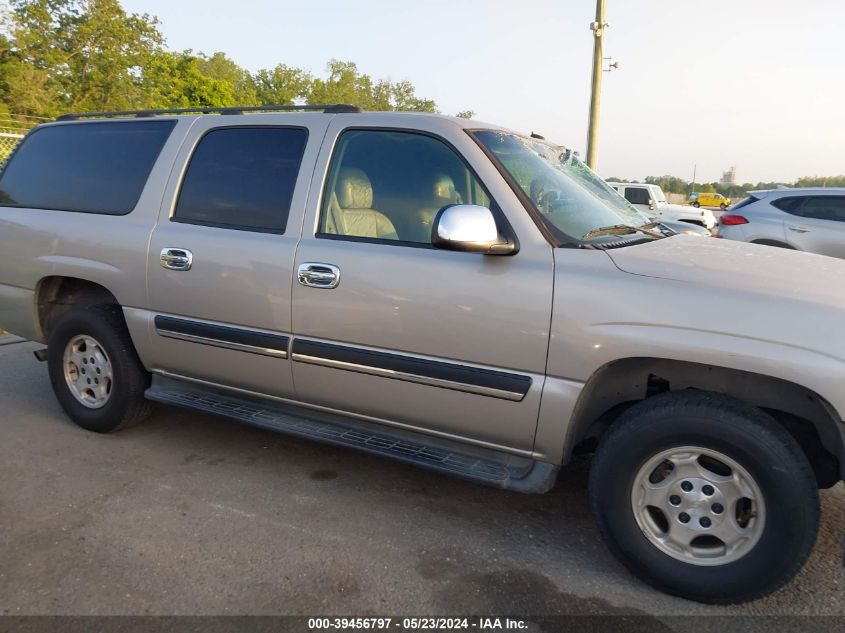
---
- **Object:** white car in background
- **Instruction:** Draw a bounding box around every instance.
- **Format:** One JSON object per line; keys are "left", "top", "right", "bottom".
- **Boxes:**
{"left": 607, "top": 182, "right": 716, "bottom": 230}
{"left": 717, "top": 188, "right": 845, "bottom": 259}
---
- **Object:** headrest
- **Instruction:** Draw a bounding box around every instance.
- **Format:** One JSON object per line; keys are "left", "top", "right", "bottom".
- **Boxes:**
{"left": 336, "top": 168, "right": 373, "bottom": 209}
{"left": 431, "top": 174, "right": 457, "bottom": 201}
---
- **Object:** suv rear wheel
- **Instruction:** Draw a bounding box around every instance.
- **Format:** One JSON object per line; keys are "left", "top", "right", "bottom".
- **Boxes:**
{"left": 47, "top": 304, "right": 153, "bottom": 432}
{"left": 589, "top": 391, "right": 819, "bottom": 603}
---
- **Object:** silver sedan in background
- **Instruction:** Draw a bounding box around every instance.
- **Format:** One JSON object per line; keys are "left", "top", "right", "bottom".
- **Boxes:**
{"left": 717, "top": 188, "right": 845, "bottom": 259}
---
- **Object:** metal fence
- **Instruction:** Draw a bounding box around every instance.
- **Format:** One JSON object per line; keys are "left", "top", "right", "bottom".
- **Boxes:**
{"left": 0, "top": 114, "right": 49, "bottom": 167}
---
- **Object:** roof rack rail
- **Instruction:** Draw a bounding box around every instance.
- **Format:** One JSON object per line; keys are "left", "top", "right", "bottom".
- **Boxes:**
{"left": 56, "top": 103, "right": 361, "bottom": 121}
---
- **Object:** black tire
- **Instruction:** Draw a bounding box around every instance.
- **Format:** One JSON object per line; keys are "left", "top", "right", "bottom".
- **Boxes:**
{"left": 720, "top": 203, "right": 727, "bottom": 210}
{"left": 47, "top": 304, "right": 153, "bottom": 433}
{"left": 692, "top": 201, "right": 700, "bottom": 208}
{"left": 589, "top": 391, "right": 819, "bottom": 604}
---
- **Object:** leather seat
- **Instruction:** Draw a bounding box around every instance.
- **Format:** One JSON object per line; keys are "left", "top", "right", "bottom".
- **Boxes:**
{"left": 324, "top": 168, "right": 398, "bottom": 240}
{"left": 409, "top": 174, "right": 462, "bottom": 242}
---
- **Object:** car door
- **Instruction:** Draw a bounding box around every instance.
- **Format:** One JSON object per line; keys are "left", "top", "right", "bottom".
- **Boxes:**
{"left": 141, "top": 115, "right": 330, "bottom": 398}
{"left": 786, "top": 195, "right": 845, "bottom": 258}
{"left": 289, "top": 116, "right": 555, "bottom": 451}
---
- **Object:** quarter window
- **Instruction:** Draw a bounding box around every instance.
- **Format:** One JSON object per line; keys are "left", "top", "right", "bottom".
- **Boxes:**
{"left": 319, "top": 130, "right": 492, "bottom": 244}
{"left": 174, "top": 127, "right": 307, "bottom": 233}
{"left": 0, "top": 120, "right": 175, "bottom": 214}
{"left": 771, "top": 197, "right": 806, "bottom": 215}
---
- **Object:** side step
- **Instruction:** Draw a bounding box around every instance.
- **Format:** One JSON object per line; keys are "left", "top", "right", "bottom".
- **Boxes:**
{"left": 145, "top": 375, "right": 558, "bottom": 493}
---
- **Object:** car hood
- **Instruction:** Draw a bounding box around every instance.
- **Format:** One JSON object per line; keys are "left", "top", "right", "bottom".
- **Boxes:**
{"left": 606, "top": 237, "right": 845, "bottom": 307}
{"left": 661, "top": 203, "right": 700, "bottom": 215}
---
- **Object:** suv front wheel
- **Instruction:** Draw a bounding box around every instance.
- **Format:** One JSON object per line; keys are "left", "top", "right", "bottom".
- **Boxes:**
{"left": 47, "top": 304, "right": 153, "bottom": 433}
{"left": 590, "top": 391, "right": 819, "bottom": 603}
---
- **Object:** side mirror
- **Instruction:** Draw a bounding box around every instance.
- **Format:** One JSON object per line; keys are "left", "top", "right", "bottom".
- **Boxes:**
{"left": 431, "top": 205, "right": 517, "bottom": 255}
{"left": 648, "top": 201, "right": 655, "bottom": 211}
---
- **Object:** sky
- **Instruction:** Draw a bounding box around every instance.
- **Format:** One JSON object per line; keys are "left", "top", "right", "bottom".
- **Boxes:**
{"left": 121, "top": 0, "right": 844, "bottom": 184}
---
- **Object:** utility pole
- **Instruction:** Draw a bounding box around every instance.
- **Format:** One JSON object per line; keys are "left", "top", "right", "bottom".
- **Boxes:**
{"left": 586, "top": 0, "right": 607, "bottom": 170}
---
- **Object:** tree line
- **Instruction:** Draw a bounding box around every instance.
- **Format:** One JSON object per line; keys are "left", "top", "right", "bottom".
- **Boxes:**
{"left": 0, "top": 0, "right": 456, "bottom": 118}
{"left": 605, "top": 174, "right": 845, "bottom": 200}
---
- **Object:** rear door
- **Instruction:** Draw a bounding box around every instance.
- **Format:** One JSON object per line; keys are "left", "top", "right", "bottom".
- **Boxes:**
{"left": 142, "top": 115, "right": 330, "bottom": 398}
{"left": 786, "top": 195, "right": 845, "bottom": 258}
{"left": 288, "top": 116, "right": 555, "bottom": 451}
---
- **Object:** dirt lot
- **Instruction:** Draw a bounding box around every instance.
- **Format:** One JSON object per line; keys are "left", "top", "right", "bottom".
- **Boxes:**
{"left": 1, "top": 336, "right": 843, "bottom": 621}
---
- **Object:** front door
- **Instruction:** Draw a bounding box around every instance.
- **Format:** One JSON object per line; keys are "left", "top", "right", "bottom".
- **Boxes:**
{"left": 289, "top": 119, "right": 555, "bottom": 451}
{"left": 143, "top": 116, "right": 329, "bottom": 398}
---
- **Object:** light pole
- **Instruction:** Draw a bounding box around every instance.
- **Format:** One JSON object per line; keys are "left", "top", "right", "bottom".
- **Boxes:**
{"left": 586, "top": 0, "right": 607, "bottom": 170}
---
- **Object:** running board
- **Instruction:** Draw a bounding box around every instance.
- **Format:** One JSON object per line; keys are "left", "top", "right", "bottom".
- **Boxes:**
{"left": 145, "top": 375, "right": 558, "bottom": 493}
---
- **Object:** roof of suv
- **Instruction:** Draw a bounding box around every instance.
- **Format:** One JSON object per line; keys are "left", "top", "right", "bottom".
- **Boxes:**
{"left": 53, "top": 104, "right": 506, "bottom": 132}
{"left": 750, "top": 187, "right": 845, "bottom": 197}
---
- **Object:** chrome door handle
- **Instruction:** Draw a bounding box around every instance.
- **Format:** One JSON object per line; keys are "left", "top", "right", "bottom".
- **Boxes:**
{"left": 160, "top": 248, "right": 193, "bottom": 271}
{"left": 787, "top": 225, "right": 810, "bottom": 233}
{"left": 298, "top": 262, "right": 340, "bottom": 289}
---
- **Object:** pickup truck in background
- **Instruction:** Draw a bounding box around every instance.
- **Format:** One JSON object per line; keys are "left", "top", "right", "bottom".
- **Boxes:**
{"left": 607, "top": 182, "right": 717, "bottom": 230}
{"left": 0, "top": 105, "right": 842, "bottom": 604}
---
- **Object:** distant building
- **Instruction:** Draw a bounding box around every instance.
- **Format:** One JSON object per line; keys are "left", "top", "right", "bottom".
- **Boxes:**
{"left": 720, "top": 166, "right": 737, "bottom": 186}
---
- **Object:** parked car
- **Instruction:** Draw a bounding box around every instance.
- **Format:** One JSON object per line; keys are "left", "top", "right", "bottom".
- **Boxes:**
{"left": 690, "top": 191, "right": 731, "bottom": 209}
{"left": 607, "top": 182, "right": 716, "bottom": 230}
{"left": 717, "top": 188, "right": 845, "bottom": 259}
{"left": 0, "top": 106, "right": 843, "bottom": 604}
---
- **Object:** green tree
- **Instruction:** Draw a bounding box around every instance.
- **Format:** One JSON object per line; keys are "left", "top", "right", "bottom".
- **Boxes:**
{"left": 455, "top": 110, "right": 475, "bottom": 119}
{"left": 390, "top": 79, "right": 436, "bottom": 112}
{"left": 306, "top": 60, "right": 437, "bottom": 111}
{"left": 795, "top": 175, "right": 845, "bottom": 188}
{"left": 199, "top": 52, "right": 257, "bottom": 105}
{"left": 142, "top": 51, "right": 235, "bottom": 109}
{"left": 306, "top": 60, "right": 371, "bottom": 107}
{"left": 253, "top": 64, "right": 312, "bottom": 105}
{"left": 5, "top": 0, "right": 164, "bottom": 115}
{"left": 0, "top": 4, "right": 443, "bottom": 116}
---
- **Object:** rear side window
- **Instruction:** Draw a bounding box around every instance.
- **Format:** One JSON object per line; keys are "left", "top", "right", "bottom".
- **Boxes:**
{"left": 729, "top": 196, "right": 756, "bottom": 212}
{"left": 771, "top": 196, "right": 806, "bottom": 215}
{"left": 174, "top": 127, "right": 307, "bottom": 233}
{"left": 623, "top": 187, "right": 650, "bottom": 205}
{"left": 800, "top": 196, "right": 845, "bottom": 222}
{"left": 0, "top": 120, "right": 175, "bottom": 214}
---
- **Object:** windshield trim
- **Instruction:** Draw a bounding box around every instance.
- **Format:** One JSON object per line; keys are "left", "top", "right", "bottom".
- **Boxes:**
{"left": 466, "top": 128, "right": 572, "bottom": 248}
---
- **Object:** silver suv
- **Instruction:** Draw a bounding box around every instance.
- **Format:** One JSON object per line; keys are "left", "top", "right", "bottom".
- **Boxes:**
{"left": 0, "top": 105, "right": 843, "bottom": 604}
{"left": 717, "top": 188, "right": 845, "bottom": 258}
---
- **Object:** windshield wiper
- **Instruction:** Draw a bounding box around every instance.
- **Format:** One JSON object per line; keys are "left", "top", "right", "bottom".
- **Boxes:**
{"left": 581, "top": 223, "right": 664, "bottom": 240}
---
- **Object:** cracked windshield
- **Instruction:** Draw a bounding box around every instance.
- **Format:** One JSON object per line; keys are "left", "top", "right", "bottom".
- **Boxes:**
{"left": 473, "top": 130, "right": 655, "bottom": 243}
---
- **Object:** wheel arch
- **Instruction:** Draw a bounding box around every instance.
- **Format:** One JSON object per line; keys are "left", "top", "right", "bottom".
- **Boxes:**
{"left": 565, "top": 357, "right": 842, "bottom": 486}
{"left": 750, "top": 239, "right": 796, "bottom": 249}
{"left": 35, "top": 276, "right": 121, "bottom": 340}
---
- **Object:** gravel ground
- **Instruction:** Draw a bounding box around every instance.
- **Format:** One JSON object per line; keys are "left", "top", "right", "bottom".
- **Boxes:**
{"left": 0, "top": 336, "right": 842, "bottom": 622}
